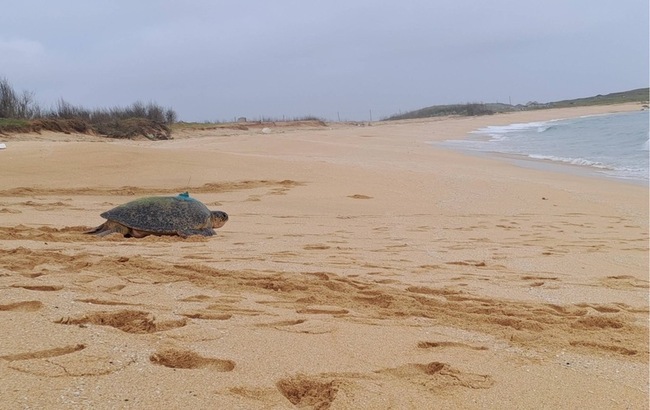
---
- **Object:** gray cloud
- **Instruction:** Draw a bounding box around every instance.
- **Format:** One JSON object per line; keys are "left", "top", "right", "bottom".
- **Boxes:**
{"left": 1, "top": 0, "right": 647, "bottom": 121}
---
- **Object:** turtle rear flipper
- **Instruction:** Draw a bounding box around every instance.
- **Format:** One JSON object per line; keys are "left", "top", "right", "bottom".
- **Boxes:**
{"left": 85, "top": 221, "right": 134, "bottom": 237}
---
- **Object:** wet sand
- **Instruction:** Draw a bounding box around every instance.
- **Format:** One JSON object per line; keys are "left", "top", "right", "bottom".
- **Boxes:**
{"left": 0, "top": 103, "right": 647, "bottom": 409}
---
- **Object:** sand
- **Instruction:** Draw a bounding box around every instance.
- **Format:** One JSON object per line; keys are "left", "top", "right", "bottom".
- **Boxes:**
{"left": 0, "top": 103, "right": 647, "bottom": 409}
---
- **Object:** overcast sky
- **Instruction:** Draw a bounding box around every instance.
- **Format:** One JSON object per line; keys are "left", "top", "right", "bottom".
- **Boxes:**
{"left": 1, "top": 1, "right": 648, "bottom": 122}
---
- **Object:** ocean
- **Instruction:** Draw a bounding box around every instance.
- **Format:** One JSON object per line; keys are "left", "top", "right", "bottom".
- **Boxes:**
{"left": 438, "top": 110, "right": 649, "bottom": 184}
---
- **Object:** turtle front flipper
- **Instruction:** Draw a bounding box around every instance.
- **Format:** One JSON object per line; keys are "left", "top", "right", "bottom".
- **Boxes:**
{"left": 85, "top": 221, "right": 135, "bottom": 237}
{"left": 177, "top": 228, "right": 215, "bottom": 238}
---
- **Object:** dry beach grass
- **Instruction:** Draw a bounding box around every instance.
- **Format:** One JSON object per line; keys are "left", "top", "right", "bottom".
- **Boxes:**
{"left": 0, "top": 103, "right": 647, "bottom": 409}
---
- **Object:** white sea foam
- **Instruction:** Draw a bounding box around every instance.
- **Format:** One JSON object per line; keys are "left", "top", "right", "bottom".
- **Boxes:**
{"left": 528, "top": 154, "right": 611, "bottom": 169}
{"left": 471, "top": 121, "right": 552, "bottom": 135}
{"left": 438, "top": 110, "right": 649, "bottom": 183}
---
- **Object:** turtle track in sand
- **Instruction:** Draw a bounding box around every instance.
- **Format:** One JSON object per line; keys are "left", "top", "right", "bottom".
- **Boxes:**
{"left": 1, "top": 246, "right": 647, "bottom": 362}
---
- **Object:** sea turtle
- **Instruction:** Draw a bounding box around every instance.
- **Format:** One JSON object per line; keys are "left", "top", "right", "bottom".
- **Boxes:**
{"left": 86, "top": 192, "right": 228, "bottom": 238}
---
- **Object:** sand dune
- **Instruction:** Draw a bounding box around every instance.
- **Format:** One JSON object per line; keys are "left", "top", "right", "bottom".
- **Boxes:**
{"left": 0, "top": 103, "right": 647, "bottom": 409}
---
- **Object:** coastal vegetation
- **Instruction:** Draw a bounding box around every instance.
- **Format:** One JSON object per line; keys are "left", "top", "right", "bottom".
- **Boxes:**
{"left": 384, "top": 88, "right": 649, "bottom": 121}
{"left": 1, "top": 75, "right": 647, "bottom": 137}
{"left": 0, "top": 77, "right": 176, "bottom": 140}
{"left": 540, "top": 88, "right": 649, "bottom": 109}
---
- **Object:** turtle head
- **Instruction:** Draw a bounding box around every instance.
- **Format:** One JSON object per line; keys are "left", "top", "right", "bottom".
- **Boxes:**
{"left": 210, "top": 211, "right": 229, "bottom": 229}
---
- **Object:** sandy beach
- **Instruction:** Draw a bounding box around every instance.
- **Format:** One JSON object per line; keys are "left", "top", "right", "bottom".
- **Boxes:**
{"left": 0, "top": 103, "right": 647, "bottom": 409}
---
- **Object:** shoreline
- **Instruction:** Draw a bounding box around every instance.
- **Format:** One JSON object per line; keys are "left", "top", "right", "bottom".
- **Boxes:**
{"left": 433, "top": 141, "right": 649, "bottom": 187}
{"left": 487, "top": 151, "right": 648, "bottom": 186}
{"left": 429, "top": 105, "right": 648, "bottom": 186}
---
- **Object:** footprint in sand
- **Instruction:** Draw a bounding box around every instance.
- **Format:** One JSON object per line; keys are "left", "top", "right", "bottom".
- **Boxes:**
{"left": 0, "top": 300, "right": 43, "bottom": 312}
{"left": 20, "top": 200, "right": 71, "bottom": 211}
{"left": 303, "top": 244, "right": 331, "bottom": 250}
{"left": 0, "top": 207, "right": 21, "bottom": 214}
{"left": 353, "top": 293, "right": 394, "bottom": 309}
{"left": 276, "top": 375, "right": 340, "bottom": 409}
{"left": 2, "top": 344, "right": 134, "bottom": 377}
{"left": 521, "top": 275, "right": 560, "bottom": 287}
{"left": 568, "top": 340, "right": 638, "bottom": 356}
{"left": 74, "top": 298, "right": 139, "bottom": 306}
{"left": 417, "top": 341, "right": 488, "bottom": 351}
{"left": 150, "top": 348, "right": 235, "bottom": 371}
{"left": 570, "top": 316, "right": 626, "bottom": 330}
{"left": 181, "top": 311, "right": 233, "bottom": 320}
{"left": 600, "top": 275, "right": 649, "bottom": 289}
{"left": 446, "top": 260, "right": 487, "bottom": 267}
{"left": 406, "top": 286, "right": 463, "bottom": 297}
{"left": 55, "top": 309, "right": 187, "bottom": 333}
{"left": 11, "top": 284, "right": 64, "bottom": 292}
{"left": 271, "top": 364, "right": 493, "bottom": 409}
{"left": 257, "top": 318, "right": 336, "bottom": 334}
{"left": 0, "top": 344, "right": 86, "bottom": 361}
{"left": 224, "top": 386, "right": 288, "bottom": 407}
{"left": 377, "top": 361, "right": 494, "bottom": 390}
{"left": 296, "top": 305, "right": 349, "bottom": 315}
{"left": 179, "top": 294, "right": 215, "bottom": 302}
